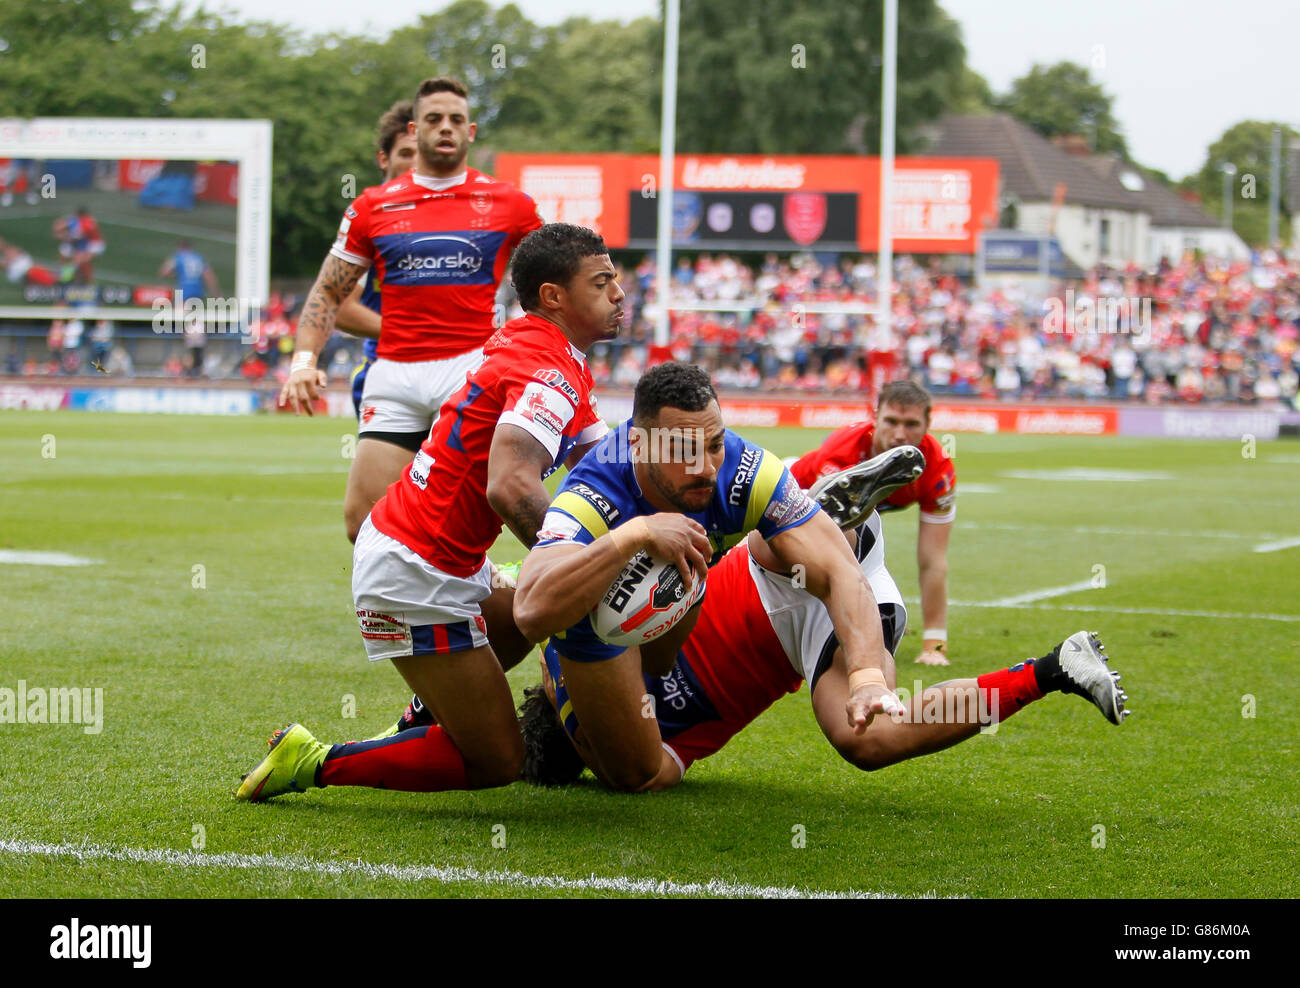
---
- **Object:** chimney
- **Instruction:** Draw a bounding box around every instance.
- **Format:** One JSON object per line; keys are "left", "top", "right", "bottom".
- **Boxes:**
{"left": 1051, "top": 134, "right": 1091, "bottom": 156}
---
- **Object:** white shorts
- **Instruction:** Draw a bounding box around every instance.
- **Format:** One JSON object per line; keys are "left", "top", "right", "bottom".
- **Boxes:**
{"left": 351, "top": 517, "right": 492, "bottom": 661}
{"left": 357, "top": 349, "right": 485, "bottom": 440}
{"left": 749, "top": 512, "right": 907, "bottom": 689}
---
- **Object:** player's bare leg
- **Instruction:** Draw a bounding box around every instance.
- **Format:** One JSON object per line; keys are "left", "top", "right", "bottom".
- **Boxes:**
{"left": 812, "top": 646, "right": 985, "bottom": 770}
{"left": 812, "top": 630, "right": 1128, "bottom": 772}
{"left": 480, "top": 581, "right": 535, "bottom": 673}
{"left": 557, "top": 646, "right": 664, "bottom": 792}
{"left": 304, "top": 645, "right": 524, "bottom": 795}
{"left": 343, "top": 437, "right": 416, "bottom": 543}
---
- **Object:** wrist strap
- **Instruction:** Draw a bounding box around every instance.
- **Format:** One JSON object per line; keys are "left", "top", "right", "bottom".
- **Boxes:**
{"left": 923, "top": 628, "right": 948, "bottom": 643}
{"left": 290, "top": 350, "right": 315, "bottom": 373}
{"left": 848, "top": 668, "right": 887, "bottom": 693}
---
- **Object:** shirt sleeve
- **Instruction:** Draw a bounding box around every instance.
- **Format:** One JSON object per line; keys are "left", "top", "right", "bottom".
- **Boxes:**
{"left": 515, "top": 190, "right": 545, "bottom": 239}
{"left": 497, "top": 371, "right": 580, "bottom": 461}
{"left": 918, "top": 456, "right": 957, "bottom": 523}
{"left": 741, "top": 447, "right": 820, "bottom": 540}
{"left": 329, "top": 196, "right": 372, "bottom": 268}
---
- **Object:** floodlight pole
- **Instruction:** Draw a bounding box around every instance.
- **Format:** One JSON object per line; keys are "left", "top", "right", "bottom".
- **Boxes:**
{"left": 877, "top": 0, "right": 898, "bottom": 346}
{"left": 1268, "top": 125, "right": 1281, "bottom": 248}
{"left": 654, "top": 0, "right": 681, "bottom": 348}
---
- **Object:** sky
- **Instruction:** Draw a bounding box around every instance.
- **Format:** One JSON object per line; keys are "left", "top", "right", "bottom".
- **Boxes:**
{"left": 197, "top": 0, "right": 1298, "bottom": 181}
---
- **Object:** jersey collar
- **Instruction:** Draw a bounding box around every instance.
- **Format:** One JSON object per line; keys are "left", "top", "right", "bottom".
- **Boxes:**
{"left": 410, "top": 170, "right": 468, "bottom": 191}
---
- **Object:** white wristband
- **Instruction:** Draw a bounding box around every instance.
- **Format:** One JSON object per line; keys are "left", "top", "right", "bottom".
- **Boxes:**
{"left": 290, "top": 351, "right": 315, "bottom": 373}
{"left": 923, "top": 629, "right": 948, "bottom": 642}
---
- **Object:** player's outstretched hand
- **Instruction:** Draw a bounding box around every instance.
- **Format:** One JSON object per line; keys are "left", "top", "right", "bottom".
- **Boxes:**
{"left": 846, "top": 683, "right": 906, "bottom": 734}
{"left": 643, "top": 513, "right": 711, "bottom": 585}
{"left": 279, "top": 367, "right": 328, "bottom": 416}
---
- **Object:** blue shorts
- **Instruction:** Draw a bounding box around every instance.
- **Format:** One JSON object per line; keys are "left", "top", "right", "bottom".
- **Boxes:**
{"left": 350, "top": 356, "right": 373, "bottom": 419}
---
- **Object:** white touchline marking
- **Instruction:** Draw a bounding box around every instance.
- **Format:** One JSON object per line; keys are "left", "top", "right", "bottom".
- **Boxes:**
{"left": 982, "top": 580, "right": 1097, "bottom": 607}
{"left": 954, "top": 484, "right": 1000, "bottom": 494}
{"left": 963, "top": 521, "right": 1274, "bottom": 541}
{"left": 1001, "top": 468, "right": 1176, "bottom": 483}
{"left": 0, "top": 838, "right": 918, "bottom": 900}
{"left": 901, "top": 596, "right": 1300, "bottom": 623}
{"left": 1253, "top": 536, "right": 1300, "bottom": 554}
{"left": 0, "top": 550, "right": 101, "bottom": 567}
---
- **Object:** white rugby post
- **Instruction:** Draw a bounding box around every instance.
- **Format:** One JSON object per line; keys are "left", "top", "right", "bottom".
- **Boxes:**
{"left": 876, "top": 0, "right": 898, "bottom": 345}
{"left": 654, "top": 0, "right": 681, "bottom": 348}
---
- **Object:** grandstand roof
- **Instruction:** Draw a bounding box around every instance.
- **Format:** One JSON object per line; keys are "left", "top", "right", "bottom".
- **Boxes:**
{"left": 926, "top": 114, "right": 1144, "bottom": 212}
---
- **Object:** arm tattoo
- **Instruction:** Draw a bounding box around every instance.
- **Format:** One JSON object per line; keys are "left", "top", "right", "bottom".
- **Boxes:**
{"left": 504, "top": 490, "right": 553, "bottom": 548}
{"left": 499, "top": 429, "right": 557, "bottom": 547}
{"left": 296, "top": 255, "right": 364, "bottom": 350}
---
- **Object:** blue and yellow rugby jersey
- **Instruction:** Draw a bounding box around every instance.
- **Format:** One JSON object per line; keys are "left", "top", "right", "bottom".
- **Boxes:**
{"left": 533, "top": 419, "right": 819, "bottom": 662}
{"left": 350, "top": 268, "right": 382, "bottom": 418}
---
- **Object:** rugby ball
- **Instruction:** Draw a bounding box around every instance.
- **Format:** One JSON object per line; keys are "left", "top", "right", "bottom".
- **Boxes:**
{"left": 590, "top": 551, "right": 706, "bottom": 648}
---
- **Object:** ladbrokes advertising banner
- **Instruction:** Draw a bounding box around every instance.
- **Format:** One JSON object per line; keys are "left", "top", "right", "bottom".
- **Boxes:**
{"left": 494, "top": 153, "right": 999, "bottom": 254}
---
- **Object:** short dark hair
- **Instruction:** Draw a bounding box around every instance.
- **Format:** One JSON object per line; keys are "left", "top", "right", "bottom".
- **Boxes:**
{"left": 876, "top": 380, "right": 932, "bottom": 414}
{"left": 518, "top": 686, "right": 586, "bottom": 786}
{"left": 414, "top": 76, "right": 469, "bottom": 114}
{"left": 376, "top": 99, "right": 414, "bottom": 157}
{"left": 633, "top": 362, "right": 718, "bottom": 426}
{"left": 509, "top": 223, "right": 609, "bottom": 312}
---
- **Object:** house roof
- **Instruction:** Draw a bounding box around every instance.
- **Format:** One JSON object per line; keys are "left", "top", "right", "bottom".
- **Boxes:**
{"left": 925, "top": 114, "right": 1145, "bottom": 212}
{"left": 1085, "top": 153, "right": 1222, "bottom": 229}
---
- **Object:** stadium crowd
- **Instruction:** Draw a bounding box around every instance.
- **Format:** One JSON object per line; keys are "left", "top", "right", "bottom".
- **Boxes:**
{"left": 8, "top": 250, "right": 1300, "bottom": 409}
{"left": 579, "top": 251, "right": 1300, "bottom": 407}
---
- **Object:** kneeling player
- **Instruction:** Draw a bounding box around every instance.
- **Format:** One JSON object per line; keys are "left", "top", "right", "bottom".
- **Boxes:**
{"left": 519, "top": 511, "right": 1130, "bottom": 790}
{"left": 236, "top": 224, "right": 618, "bottom": 802}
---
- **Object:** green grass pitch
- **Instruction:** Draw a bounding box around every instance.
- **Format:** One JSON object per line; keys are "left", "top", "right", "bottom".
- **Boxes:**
{"left": 0, "top": 411, "right": 1296, "bottom": 897}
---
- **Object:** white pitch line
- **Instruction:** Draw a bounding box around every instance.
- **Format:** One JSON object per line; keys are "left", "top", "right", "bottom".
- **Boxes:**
{"left": 1253, "top": 537, "right": 1300, "bottom": 554}
{"left": 982, "top": 580, "right": 1097, "bottom": 607}
{"left": 945, "top": 600, "right": 1300, "bottom": 623}
{"left": 963, "top": 522, "right": 1272, "bottom": 541}
{"left": 0, "top": 838, "right": 909, "bottom": 900}
{"left": 0, "top": 550, "right": 101, "bottom": 567}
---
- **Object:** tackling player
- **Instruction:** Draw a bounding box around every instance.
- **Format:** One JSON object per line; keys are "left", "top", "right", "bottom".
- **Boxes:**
{"left": 792, "top": 380, "right": 957, "bottom": 666}
{"left": 511, "top": 363, "right": 906, "bottom": 793}
{"left": 279, "top": 76, "right": 544, "bottom": 543}
{"left": 519, "top": 509, "right": 1129, "bottom": 789}
{"left": 237, "top": 224, "right": 619, "bottom": 802}
{"left": 330, "top": 100, "right": 418, "bottom": 417}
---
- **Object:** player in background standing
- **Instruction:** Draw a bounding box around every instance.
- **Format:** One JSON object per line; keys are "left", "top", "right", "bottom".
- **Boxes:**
{"left": 791, "top": 380, "right": 956, "bottom": 666}
{"left": 278, "top": 76, "right": 544, "bottom": 542}
{"left": 159, "top": 239, "right": 219, "bottom": 378}
{"left": 329, "top": 100, "right": 418, "bottom": 417}
{"left": 237, "top": 224, "right": 618, "bottom": 802}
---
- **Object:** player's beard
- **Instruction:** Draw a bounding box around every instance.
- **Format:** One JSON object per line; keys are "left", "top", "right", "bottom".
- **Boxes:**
{"left": 647, "top": 461, "right": 714, "bottom": 513}
{"left": 417, "top": 132, "right": 467, "bottom": 175}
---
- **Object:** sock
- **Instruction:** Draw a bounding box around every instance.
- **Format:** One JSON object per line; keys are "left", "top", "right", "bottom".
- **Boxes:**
{"left": 976, "top": 659, "right": 1045, "bottom": 722}
{"left": 319, "top": 725, "right": 469, "bottom": 792}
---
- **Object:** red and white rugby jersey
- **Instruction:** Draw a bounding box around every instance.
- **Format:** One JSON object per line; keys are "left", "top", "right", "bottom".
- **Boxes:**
{"left": 330, "top": 167, "right": 544, "bottom": 362}
{"left": 369, "top": 313, "right": 607, "bottom": 576}
{"left": 790, "top": 424, "right": 956, "bottom": 523}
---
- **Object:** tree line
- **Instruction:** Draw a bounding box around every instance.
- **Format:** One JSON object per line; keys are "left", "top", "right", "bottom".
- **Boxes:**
{"left": 0, "top": 0, "right": 1287, "bottom": 275}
